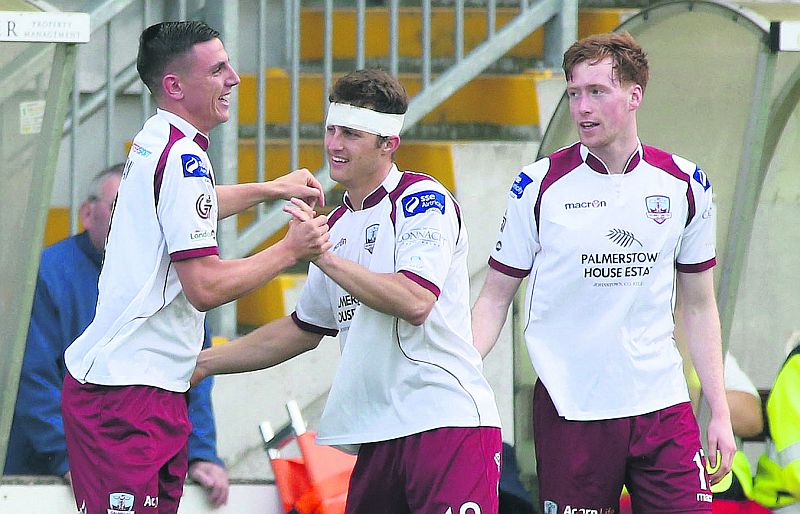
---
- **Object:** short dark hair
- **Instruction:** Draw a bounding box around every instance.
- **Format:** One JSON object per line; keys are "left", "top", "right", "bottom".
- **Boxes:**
{"left": 136, "top": 21, "right": 220, "bottom": 97}
{"left": 329, "top": 69, "right": 409, "bottom": 115}
{"left": 562, "top": 32, "right": 649, "bottom": 91}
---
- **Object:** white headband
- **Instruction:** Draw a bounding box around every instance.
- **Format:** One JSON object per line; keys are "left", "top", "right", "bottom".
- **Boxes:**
{"left": 325, "top": 102, "right": 405, "bottom": 137}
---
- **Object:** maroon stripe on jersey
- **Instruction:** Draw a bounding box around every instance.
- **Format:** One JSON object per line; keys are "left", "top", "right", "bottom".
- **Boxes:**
{"left": 534, "top": 142, "right": 583, "bottom": 228}
{"left": 641, "top": 145, "right": 696, "bottom": 226}
{"left": 327, "top": 204, "right": 348, "bottom": 229}
{"left": 193, "top": 132, "right": 209, "bottom": 151}
{"left": 363, "top": 185, "right": 388, "bottom": 209}
{"left": 585, "top": 147, "right": 641, "bottom": 174}
{"left": 488, "top": 256, "right": 529, "bottom": 278}
{"left": 170, "top": 246, "right": 219, "bottom": 261}
{"left": 388, "top": 171, "right": 435, "bottom": 226}
{"left": 625, "top": 150, "right": 641, "bottom": 172}
{"left": 676, "top": 257, "right": 716, "bottom": 273}
{"left": 399, "top": 270, "right": 441, "bottom": 298}
{"left": 291, "top": 311, "right": 339, "bottom": 336}
{"left": 154, "top": 125, "right": 186, "bottom": 207}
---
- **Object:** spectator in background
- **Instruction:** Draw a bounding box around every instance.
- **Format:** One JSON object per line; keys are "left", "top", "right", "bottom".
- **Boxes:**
{"left": 3, "top": 165, "right": 229, "bottom": 506}
{"left": 751, "top": 331, "right": 800, "bottom": 513}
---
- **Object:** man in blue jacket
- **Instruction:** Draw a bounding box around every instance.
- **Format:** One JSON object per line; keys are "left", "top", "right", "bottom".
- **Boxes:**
{"left": 4, "top": 164, "right": 230, "bottom": 506}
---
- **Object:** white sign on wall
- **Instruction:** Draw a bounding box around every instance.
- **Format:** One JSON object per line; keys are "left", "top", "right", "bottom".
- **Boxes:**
{"left": 770, "top": 21, "right": 800, "bottom": 52}
{"left": 0, "top": 11, "right": 89, "bottom": 43}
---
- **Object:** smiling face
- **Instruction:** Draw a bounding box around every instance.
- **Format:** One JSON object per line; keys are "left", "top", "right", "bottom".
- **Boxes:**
{"left": 324, "top": 124, "right": 398, "bottom": 205}
{"left": 566, "top": 57, "right": 642, "bottom": 162}
{"left": 169, "top": 38, "right": 240, "bottom": 134}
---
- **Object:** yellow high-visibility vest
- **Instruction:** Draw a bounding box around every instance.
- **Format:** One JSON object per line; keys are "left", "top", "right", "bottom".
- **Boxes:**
{"left": 751, "top": 346, "right": 800, "bottom": 509}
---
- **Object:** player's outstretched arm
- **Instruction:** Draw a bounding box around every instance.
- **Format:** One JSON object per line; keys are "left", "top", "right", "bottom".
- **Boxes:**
{"left": 677, "top": 269, "right": 736, "bottom": 484}
{"left": 191, "top": 316, "right": 323, "bottom": 386}
{"left": 216, "top": 168, "right": 325, "bottom": 219}
{"left": 471, "top": 267, "right": 522, "bottom": 358}
{"left": 175, "top": 204, "right": 329, "bottom": 312}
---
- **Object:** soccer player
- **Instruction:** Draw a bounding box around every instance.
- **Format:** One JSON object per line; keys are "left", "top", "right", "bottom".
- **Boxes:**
{"left": 5, "top": 165, "right": 230, "bottom": 505}
{"left": 192, "top": 69, "right": 502, "bottom": 514}
{"left": 61, "top": 21, "right": 329, "bottom": 514}
{"left": 471, "top": 32, "right": 736, "bottom": 513}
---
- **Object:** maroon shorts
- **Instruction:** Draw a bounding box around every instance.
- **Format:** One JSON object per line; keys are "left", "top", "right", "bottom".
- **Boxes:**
{"left": 62, "top": 373, "right": 192, "bottom": 514}
{"left": 345, "top": 426, "right": 502, "bottom": 514}
{"left": 533, "top": 380, "right": 712, "bottom": 514}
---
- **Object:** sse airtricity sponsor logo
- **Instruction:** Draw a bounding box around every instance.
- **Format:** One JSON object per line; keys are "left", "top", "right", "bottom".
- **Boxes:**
{"left": 693, "top": 166, "right": 711, "bottom": 191}
{"left": 402, "top": 190, "right": 445, "bottom": 217}
{"left": 181, "top": 154, "right": 211, "bottom": 179}
{"left": 510, "top": 172, "right": 532, "bottom": 199}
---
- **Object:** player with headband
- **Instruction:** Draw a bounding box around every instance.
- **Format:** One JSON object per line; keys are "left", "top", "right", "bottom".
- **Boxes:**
{"left": 192, "top": 68, "right": 502, "bottom": 514}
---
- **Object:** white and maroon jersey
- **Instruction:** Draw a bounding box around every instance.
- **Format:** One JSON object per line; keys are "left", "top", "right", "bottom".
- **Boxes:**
{"left": 490, "top": 141, "right": 716, "bottom": 420}
{"left": 294, "top": 165, "right": 500, "bottom": 450}
{"left": 65, "top": 109, "right": 218, "bottom": 392}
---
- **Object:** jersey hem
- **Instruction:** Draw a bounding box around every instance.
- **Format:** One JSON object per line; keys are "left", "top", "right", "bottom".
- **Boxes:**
{"left": 558, "top": 396, "right": 692, "bottom": 421}
{"left": 67, "top": 372, "right": 189, "bottom": 393}
{"left": 316, "top": 419, "right": 502, "bottom": 446}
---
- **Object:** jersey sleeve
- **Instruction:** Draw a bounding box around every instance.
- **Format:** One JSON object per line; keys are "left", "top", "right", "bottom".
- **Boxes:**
{"left": 394, "top": 182, "right": 459, "bottom": 298}
{"left": 293, "top": 263, "right": 338, "bottom": 336}
{"left": 676, "top": 160, "right": 716, "bottom": 272}
{"left": 158, "top": 140, "right": 219, "bottom": 262}
{"left": 488, "top": 161, "right": 544, "bottom": 278}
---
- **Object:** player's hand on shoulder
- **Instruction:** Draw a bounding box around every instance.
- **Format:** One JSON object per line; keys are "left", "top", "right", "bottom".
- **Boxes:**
{"left": 283, "top": 198, "right": 331, "bottom": 261}
{"left": 271, "top": 168, "right": 325, "bottom": 209}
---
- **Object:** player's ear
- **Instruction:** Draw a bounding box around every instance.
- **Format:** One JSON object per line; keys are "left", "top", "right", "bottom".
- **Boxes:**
{"left": 629, "top": 84, "right": 643, "bottom": 110}
{"left": 162, "top": 73, "right": 184, "bottom": 100}
{"left": 382, "top": 135, "right": 400, "bottom": 154}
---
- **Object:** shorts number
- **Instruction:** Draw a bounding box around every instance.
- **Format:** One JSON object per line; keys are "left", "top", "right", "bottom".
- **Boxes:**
{"left": 444, "top": 502, "right": 481, "bottom": 514}
{"left": 692, "top": 450, "right": 708, "bottom": 490}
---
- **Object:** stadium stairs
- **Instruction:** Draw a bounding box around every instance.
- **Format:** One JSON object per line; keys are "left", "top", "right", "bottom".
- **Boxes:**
{"left": 42, "top": 2, "right": 636, "bottom": 332}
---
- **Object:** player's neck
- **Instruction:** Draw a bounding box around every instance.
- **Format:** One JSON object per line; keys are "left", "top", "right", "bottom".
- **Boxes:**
{"left": 345, "top": 161, "right": 393, "bottom": 210}
{"left": 591, "top": 134, "right": 639, "bottom": 175}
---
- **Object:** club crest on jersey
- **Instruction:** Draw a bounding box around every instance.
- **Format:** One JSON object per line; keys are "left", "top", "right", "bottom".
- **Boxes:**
{"left": 402, "top": 190, "right": 445, "bottom": 217}
{"left": 693, "top": 167, "right": 711, "bottom": 191}
{"left": 364, "top": 224, "right": 379, "bottom": 254}
{"left": 196, "top": 193, "right": 213, "bottom": 219}
{"left": 510, "top": 172, "right": 533, "bottom": 199}
{"left": 108, "top": 492, "right": 135, "bottom": 513}
{"left": 182, "top": 154, "right": 211, "bottom": 179}
{"left": 645, "top": 195, "right": 672, "bottom": 224}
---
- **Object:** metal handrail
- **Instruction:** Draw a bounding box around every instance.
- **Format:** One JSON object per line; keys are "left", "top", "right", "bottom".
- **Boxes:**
{"left": 232, "top": 0, "right": 576, "bottom": 260}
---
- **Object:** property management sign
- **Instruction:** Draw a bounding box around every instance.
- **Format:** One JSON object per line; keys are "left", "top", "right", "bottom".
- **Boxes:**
{"left": 1, "top": 11, "right": 89, "bottom": 43}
